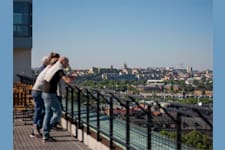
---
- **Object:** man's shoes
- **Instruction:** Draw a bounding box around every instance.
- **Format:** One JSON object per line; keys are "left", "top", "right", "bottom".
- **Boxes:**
{"left": 42, "top": 137, "right": 56, "bottom": 143}
{"left": 51, "top": 124, "right": 63, "bottom": 131}
{"left": 30, "top": 125, "right": 42, "bottom": 138}
{"left": 29, "top": 132, "right": 35, "bottom": 138}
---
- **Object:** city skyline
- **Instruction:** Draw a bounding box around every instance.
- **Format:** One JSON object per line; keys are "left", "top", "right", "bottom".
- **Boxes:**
{"left": 32, "top": 0, "right": 212, "bottom": 71}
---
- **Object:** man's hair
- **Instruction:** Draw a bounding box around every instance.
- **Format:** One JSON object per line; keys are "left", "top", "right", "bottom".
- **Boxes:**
{"left": 59, "top": 57, "right": 69, "bottom": 68}
{"left": 42, "top": 56, "right": 48, "bottom": 65}
{"left": 59, "top": 57, "right": 68, "bottom": 62}
{"left": 52, "top": 53, "right": 60, "bottom": 58}
{"left": 47, "top": 52, "right": 60, "bottom": 64}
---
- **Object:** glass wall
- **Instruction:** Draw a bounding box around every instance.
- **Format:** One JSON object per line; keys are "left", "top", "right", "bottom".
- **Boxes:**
{"left": 13, "top": 2, "right": 32, "bottom": 37}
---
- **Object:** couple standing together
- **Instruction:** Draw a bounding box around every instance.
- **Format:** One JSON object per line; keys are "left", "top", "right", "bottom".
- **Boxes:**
{"left": 31, "top": 52, "right": 75, "bottom": 142}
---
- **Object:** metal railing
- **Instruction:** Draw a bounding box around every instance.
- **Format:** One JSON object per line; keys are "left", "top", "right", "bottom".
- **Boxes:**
{"left": 16, "top": 75, "right": 213, "bottom": 150}
{"left": 16, "top": 74, "right": 35, "bottom": 85}
{"left": 63, "top": 83, "right": 213, "bottom": 150}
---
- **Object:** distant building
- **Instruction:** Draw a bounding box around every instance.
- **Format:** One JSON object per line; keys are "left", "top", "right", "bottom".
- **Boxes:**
{"left": 186, "top": 66, "right": 193, "bottom": 74}
{"left": 136, "top": 84, "right": 164, "bottom": 93}
{"left": 178, "top": 72, "right": 189, "bottom": 80}
{"left": 101, "top": 73, "right": 108, "bottom": 80}
{"left": 13, "top": 0, "right": 32, "bottom": 81}
{"left": 123, "top": 63, "right": 128, "bottom": 69}
{"left": 185, "top": 78, "right": 194, "bottom": 85}
{"left": 164, "top": 84, "right": 180, "bottom": 92}
{"left": 164, "top": 74, "right": 172, "bottom": 80}
{"left": 205, "top": 90, "right": 213, "bottom": 98}
{"left": 89, "top": 67, "right": 98, "bottom": 74}
{"left": 194, "top": 90, "right": 203, "bottom": 97}
{"left": 146, "top": 79, "right": 164, "bottom": 84}
{"left": 131, "top": 68, "right": 139, "bottom": 75}
{"left": 122, "top": 68, "right": 132, "bottom": 75}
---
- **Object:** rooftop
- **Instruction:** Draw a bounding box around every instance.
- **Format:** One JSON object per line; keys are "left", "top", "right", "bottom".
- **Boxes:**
{"left": 14, "top": 118, "right": 90, "bottom": 150}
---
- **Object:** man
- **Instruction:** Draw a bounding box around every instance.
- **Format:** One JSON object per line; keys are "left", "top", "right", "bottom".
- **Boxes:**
{"left": 57, "top": 65, "right": 72, "bottom": 110}
{"left": 37, "top": 56, "right": 48, "bottom": 74}
{"left": 42, "top": 57, "right": 74, "bottom": 142}
{"left": 30, "top": 53, "right": 60, "bottom": 138}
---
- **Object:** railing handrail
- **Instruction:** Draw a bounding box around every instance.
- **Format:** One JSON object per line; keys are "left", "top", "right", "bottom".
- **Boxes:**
{"left": 70, "top": 85, "right": 212, "bottom": 122}
{"left": 66, "top": 83, "right": 212, "bottom": 111}
{"left": 65, "top": 84, "right": 212, "bottom": 127}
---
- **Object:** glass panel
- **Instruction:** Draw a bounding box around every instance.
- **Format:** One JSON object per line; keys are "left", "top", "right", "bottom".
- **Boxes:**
{"left": 14, "top": 13, "right": 23, "bottom": 24}
{"left": 14, "top": 2, "right": 31, "bottom": 13}
{"left": 13, "top": 25, "right": 31, "bottom": 37}
{"left": 13, "top": 2, "right": 32, "bottom": 37}
{"left": 14, "top": 13, "right": 30, "bottom": 24}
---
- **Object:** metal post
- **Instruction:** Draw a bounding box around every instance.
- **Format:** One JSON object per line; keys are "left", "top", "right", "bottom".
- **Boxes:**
{"left": 65, "top": 87, "right": 68, "bottom": 119}
{"left": 97, "top": 92, "right": 101, "bottom": 141}
{"left": 109, "top": 96, "right": 114, "bottom": 149}
{"left": 126, "top": 100, "right": 130, "bottom": 150}
{"left": 86, "top": 90, "right": 90, "bottom": 134}
{"left": 65, "top": 87, "right": 69, "bottom": 129}
{"left": 77, "top": 89, "right": 81, "bottom": 129}
{"left": 176, "top": 112, "right": 182, "bottom": 150}
{"left": 71, "top": 88, "right": 74, "bottom": 123}
{"left": 24, "top": 91, "right": 27, "bottom": 124}
{"left": 147, "top": 105, "right": 152, "bottom": 150}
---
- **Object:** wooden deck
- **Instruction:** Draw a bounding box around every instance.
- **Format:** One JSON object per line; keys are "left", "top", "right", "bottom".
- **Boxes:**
{"left": 14, "top": 118, "right": 90, "bottom": 150}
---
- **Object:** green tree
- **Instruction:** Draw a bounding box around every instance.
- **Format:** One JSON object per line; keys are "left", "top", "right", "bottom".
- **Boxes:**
{"left": 185, "top": 130, "right": 212, "bottom": 150}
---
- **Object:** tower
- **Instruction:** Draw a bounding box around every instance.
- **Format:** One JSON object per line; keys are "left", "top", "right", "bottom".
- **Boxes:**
{"left": 13, "top": 0, "right": 32, "bottom": 81}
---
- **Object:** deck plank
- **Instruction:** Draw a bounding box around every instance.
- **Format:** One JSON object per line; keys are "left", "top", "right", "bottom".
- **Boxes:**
{"left": 14, "top": 118, "right": 90, "bottom": 150}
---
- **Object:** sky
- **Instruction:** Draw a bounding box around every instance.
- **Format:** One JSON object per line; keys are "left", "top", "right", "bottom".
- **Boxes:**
{"left": 32, "top": 0, "right": 212, "bottom": 70}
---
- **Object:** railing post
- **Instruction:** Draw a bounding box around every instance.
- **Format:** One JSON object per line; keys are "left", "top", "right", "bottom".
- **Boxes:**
{"left": 126, "top": 100, "right": 130, "bottom": 150}
{"left": 97, "top": 92, "right": 101, "bottom": 141}
{"left": 65, "top": 87, "right": 68, "bottom": 118}
{"left": 176, "top": 112, "right": 182, "bottom": 150}
{"left": 24, "top": 91, "right": 27, "bottom": 125}
{"left": 109, "top": 96, "right": 114, "bottom": 149}
{"left": 77, "top": 89, "right": 81, "bottom": 129}
{"left": 86, "top": 90, "right": 90, "bottom": 134}
{"left": 71, "top": 88, "right": 74, "bottom": 123}
{"left": 147, "top": 105, "right": 152, "bottom": 150}
{"left": 65, "top": 87, "right": 69, "bottom": 129}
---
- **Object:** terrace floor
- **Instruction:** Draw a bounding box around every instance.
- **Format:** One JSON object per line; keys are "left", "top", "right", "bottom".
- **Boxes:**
{"left": 14, "top": 117, "right": 90, "bottom": 150}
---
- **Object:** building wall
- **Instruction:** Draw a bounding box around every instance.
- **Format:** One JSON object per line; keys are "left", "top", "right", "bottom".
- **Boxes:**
{"left": 14, "top": 37, "right": 32, "bottom": 49}
{"left": 13, "top": 48, "right": 32, "bottom": 81}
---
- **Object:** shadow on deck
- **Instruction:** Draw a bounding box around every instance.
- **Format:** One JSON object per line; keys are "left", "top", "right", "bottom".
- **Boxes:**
{"left": 14, "top": 118, "right": 90, "bottom": 150}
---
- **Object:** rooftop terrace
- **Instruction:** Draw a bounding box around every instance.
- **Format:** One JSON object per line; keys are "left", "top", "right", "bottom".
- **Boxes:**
{"left": 14, "top": 117, "right": 90, "bottom": 150}
{"left": 14, "top": 75, "right": 213, "bottom": 150}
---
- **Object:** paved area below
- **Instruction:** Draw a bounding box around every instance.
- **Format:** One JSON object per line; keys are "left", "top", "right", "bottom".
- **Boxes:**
{"left": 14, "top": 118, "right": 90, "bottom": 150}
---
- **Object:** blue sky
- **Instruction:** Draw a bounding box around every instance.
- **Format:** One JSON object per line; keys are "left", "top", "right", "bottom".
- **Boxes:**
{"left": 32, "top": 0, "right": 212, "bottom": 70}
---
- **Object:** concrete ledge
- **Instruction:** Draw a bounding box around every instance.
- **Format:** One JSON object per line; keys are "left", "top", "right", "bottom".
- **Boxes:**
{"left": 60, "top": 118, "right": 109, "bottom": 150}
